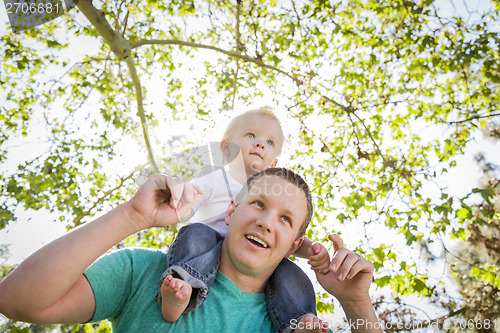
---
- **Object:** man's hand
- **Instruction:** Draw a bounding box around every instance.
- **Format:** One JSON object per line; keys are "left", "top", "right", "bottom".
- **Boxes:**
{"left": 125, "top": 174, "right": 203, "bottom": 230}
{"left": 313, "top": 234, "right": 382, "bottom": 332}
{"left": 314, "top": 234, "right": 374, "bottom": 305}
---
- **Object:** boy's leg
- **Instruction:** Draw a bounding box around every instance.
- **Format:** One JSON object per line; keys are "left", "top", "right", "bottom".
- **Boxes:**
{"left": 160, "top": 274, "right": 193, "bottom": 322}
{"left": 265, "top": 258, "right": 317, "bottom": 333}
{"left": 156, "top": 223, "right": 223, "bottom": 313}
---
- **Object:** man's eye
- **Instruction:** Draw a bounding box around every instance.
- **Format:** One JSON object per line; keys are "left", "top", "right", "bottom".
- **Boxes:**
{"left": 253, "top": 201, "right": 264, "bottom": 208}
{"left": 266, "top": 140, "right": 273, "bottom": 146}
{"left": 247, "top": 133, "right": 255, "bottom": 138}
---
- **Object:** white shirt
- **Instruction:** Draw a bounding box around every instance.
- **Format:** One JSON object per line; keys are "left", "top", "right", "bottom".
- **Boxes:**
{"left": 187, "top": 166, "right": 243, "bottom": 237}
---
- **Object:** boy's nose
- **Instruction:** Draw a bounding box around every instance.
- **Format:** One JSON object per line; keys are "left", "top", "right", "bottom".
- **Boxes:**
{"left": 255, "top": 141, "right": 265, "bottom": 149}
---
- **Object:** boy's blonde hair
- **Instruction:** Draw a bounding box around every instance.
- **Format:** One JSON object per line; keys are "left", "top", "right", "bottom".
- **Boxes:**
{"left": 222, "top": 106, "right": 284, "bottom": 155}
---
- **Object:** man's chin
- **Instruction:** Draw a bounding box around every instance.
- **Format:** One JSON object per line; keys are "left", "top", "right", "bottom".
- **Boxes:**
{"left": 237, "top": 252, "right": 269, "bottom": 269}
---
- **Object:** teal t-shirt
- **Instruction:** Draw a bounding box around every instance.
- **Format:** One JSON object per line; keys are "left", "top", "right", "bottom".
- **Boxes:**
{"left": 84, "top": 248, "right": 274, "bottom": 332}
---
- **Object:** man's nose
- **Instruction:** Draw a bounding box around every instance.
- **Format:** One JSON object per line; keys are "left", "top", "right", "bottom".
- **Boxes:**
{"left": 256, "top": 213, "right": 273, "bottom": 233}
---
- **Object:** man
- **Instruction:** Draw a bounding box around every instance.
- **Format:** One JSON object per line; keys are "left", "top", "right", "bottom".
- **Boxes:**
{"left": 0, "top": 168, "right": 382, "bottom": 332}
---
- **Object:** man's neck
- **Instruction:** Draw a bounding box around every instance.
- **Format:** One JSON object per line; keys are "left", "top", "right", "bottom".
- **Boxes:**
{"left": 218, "top": 244, "right": 270, "bottom": 293}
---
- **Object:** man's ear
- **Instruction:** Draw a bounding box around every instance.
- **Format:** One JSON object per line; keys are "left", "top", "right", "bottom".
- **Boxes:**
{"left": 224, "top": 200, "right": 236, "bottom": 226}
{"left": 285, "top": 236, "right": 304, "bottom": 258}
{"left": 270, "top": 159, "right": 278, "bottom": 168}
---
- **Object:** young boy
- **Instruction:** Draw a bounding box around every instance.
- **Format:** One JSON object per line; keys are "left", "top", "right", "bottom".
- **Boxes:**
{"left": 158, "top": 107, "right": 330, "bottom": 333}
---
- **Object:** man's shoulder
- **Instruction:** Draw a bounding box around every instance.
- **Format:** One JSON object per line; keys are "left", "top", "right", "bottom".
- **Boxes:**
{"left": 84, "top": 247, "right": 167, "bottom": 325}
{"left": 112, "top": 247, "right": 165, "bottom": 262}
{"left": 118, "top": 247, "right": 165, "bottom": 256}
{"left": 92, "top": 247, "right": 166, "bottom": 272}
{"left": 85, "top": 247, "right": 166, "bottom": 295}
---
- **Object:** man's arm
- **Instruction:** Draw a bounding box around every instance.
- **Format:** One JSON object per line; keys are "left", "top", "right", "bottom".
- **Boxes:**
{"left": 310, "top": 234, "right": 382, "bottom": 333}
{"left": 0, "top": 174, "right": 201, "bottom": 324}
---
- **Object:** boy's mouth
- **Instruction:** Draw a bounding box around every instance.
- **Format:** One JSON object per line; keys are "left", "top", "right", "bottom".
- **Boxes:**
{"left": 250, "top": 152, "right": 263, "bottom": 159}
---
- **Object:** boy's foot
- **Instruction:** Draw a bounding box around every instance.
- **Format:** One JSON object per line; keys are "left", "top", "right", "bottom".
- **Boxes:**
{"left": 160, "top": 274, "right": 193, "bottom": 322}
{"left": 292, "top": 313, "right": 329, "bottom": 333}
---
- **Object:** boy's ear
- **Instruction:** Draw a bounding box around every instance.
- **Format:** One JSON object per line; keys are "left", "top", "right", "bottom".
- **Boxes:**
{"left": 270, "top": 159, "right": 278, "bottom": 168}
{"left": 285, "top": 236, "right": 304, "bottom": 258}
{"left": 220, "top": 140, "right": 230, "bottom": 154}
{"left": 224, "top": 200, "right": 236, "bottom": 226}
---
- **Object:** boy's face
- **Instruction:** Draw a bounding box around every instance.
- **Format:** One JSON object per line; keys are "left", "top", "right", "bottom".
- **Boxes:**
{"left": 221, "top": 175, "right": 306, "bottom": 279}
{"left": 224, "top": 113, "right": 283, "bottom": 176}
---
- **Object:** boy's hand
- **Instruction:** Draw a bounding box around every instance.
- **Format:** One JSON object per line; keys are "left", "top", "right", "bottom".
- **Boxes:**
{"left": 293, "top": 313, "right": 330, "bottom": 333}
{"left": 125, "top": 174, "right": 203, "bottom": 230}
{"left": 307, "top": 243, "right": 331, "bottom": 274}
{"left": 315, "top": 234, "right": 374, "bottom": 305}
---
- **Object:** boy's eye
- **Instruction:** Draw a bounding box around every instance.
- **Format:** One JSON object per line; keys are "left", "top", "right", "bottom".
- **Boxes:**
{"left": 246, "top": 133, "right": 255, "bottom": 138}
{"left": 266, "top": 140, "right": 274, "bottom": 146}
{"left": 281, "top": 216, "right": 291, "bottom": 224}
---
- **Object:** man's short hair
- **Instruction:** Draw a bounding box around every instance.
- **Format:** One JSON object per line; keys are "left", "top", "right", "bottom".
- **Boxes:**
{"left": 237, "top": 167, "right": 313, "bottom": 238}
{"left": 222, "top": 107, "right": 284, "bottom": 155}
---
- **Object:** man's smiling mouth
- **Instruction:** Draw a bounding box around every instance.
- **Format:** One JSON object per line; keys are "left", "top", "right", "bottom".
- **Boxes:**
{"left": 246, "top": 235, "right": 268, "bottom": 248}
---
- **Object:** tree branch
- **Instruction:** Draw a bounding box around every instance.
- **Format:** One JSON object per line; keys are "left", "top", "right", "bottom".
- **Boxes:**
{"left": 449, "top": 112, "right": 500, "bottom": 124}
{"left": 320, "top": 93, "right": 390, "bottom": 165}
{"left": 323, "top": 93, "right": 413, "bottom": 182}
{"left": 231, "top": 59, "right": 240, "bottom": 109}
{"left": 235, "top": 0, "right": 243, "bottom": 51}
{"left": 320, "top": 131, "right": 352, "bottom": 188}
{"left": 319, "top": 93, "right": 351, "bottom": 114}
{"left": 125, "top": 56, "right": 160, "bottom": 173}
{"left": 131, "top": 38, "right": 391, "bottom": 164}
{"left": 77, "top": 1, "right": 386, "bottom": 178}
{"left": 350, "top": 109, "right": 386, "bottom": 163}
{"left": 76, "top": 0, "right": 131, "bottom": 60}
{"left": 121, "top": 7, "right": 130, "bottom": 37}
{"left": 130, "top": 39, "right": 303, "bottom": 85}
{"left": 73, "top": 165, "right": 146, "bottom": 227}
{"left": 384, "top": 307, "right": 468, "bottom": 332}
{"left": 77, "top": 0, "right": 159, "bottom": 172}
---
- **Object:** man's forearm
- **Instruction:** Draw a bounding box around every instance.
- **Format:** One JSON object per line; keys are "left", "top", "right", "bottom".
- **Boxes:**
{"left": 0, "top": 203, "right": 141, "bottom": 319}
{"left": 341, "top": 299, "right": 383, "bottom": 333}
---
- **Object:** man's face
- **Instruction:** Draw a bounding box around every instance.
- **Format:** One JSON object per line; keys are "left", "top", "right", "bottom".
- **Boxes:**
{"left": 221, "top": 175, "right": 307, "bottom": 278}
{"left": 224, "top": 113, "right": 283, "bottom": 176}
